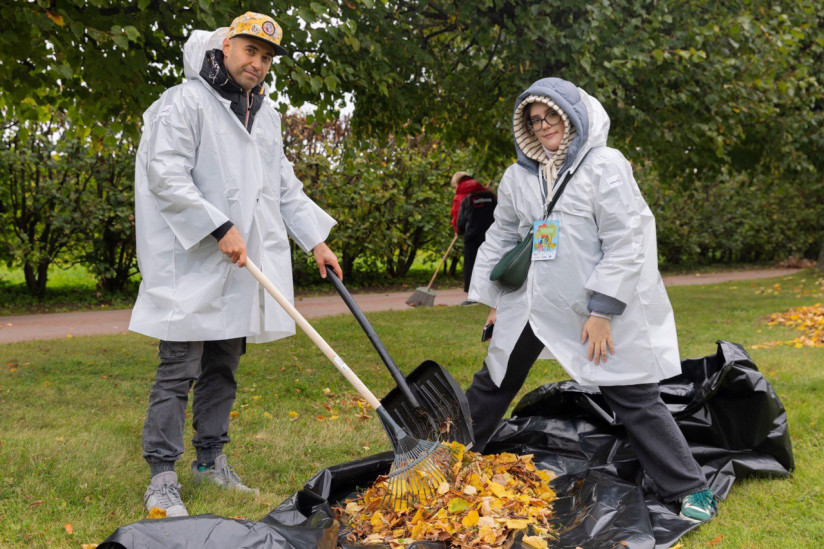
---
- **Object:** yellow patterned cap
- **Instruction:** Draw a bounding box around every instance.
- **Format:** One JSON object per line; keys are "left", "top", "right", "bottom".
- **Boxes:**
{"left": 227, "top": 12, "right": 288, "bottom": 56}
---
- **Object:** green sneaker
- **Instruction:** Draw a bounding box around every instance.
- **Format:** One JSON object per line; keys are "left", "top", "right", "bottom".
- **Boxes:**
{"left": 191, "top": 455, "right": 259, "bottom": 495}
{"left": 679, "top": 489, "right": 718, "bottom": 523}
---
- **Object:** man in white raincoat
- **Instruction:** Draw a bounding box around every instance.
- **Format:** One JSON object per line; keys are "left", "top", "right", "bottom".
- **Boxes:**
{"left": 466, "top": 77, "right": 718, "bottom": 523}
{"left": 130, "top": 12, "right": 341, "bottom": 517}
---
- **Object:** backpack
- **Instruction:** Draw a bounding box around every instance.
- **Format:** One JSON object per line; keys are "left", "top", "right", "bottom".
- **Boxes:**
{"left": 457, "top": 190, "right": 497, "bottom": 239}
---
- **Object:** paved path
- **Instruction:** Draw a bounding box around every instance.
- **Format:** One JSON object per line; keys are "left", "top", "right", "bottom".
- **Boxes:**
{"left": 0, "top": 268, "right": 801, "bottom": 344}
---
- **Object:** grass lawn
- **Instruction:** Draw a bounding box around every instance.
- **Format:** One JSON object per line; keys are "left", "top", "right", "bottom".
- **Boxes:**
{"left": 1, "top": 270, "right": 823, "bottom": 547}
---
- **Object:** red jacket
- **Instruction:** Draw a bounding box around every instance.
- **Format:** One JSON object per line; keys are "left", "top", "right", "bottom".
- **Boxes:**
{"left": 451, "top": 178, "right": 487, "bottom": 233}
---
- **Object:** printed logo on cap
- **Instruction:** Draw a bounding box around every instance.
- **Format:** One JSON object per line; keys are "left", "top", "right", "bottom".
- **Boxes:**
{"left": 262, "top": 21, "right": 275, "bottom": 36}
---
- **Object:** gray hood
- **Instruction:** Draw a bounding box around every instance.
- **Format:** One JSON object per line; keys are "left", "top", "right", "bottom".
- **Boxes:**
{"left": 513, "top": 77, "right": 610, "bottom": 176}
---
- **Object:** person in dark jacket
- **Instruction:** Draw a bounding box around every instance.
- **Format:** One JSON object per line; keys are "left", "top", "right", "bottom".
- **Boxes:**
{"left": 450, "top": 172, "right": 496, "bottom": 301}
{"left": 456, "top": 186, "right": 497, "bottom": 297}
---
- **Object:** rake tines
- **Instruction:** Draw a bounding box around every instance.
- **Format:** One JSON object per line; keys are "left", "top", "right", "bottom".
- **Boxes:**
{"left": 376, "top": 408, "right": 458, "bottom": 511}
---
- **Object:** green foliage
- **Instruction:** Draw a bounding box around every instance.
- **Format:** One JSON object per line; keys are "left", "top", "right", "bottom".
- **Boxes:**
{"left": 0, "top": 107, "right": 99, "bottom": 297}
{"left": 1, "top": 0, "right": 821, "bottom": 298}
{"left": 0, "top": 1, "right": 251, "bottom": 135}
{"left": 81, "top": 133, "right": 138, "bottom": 294}
{"left": 0, "top": 103, "right": 138, "bottom": 297}
{"left": 283, "top": 113, "right": 477, "bottom": 282}
{"left": 639, "top": 164, "right": 824, "bottom": 268}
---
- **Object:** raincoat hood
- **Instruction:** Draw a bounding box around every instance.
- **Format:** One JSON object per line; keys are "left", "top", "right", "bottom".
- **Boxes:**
{"left": 512, "top": 78, "right": 610, "bottom": 177}
{"left": 182, "top": 28, "right": 271, "bottom": 95}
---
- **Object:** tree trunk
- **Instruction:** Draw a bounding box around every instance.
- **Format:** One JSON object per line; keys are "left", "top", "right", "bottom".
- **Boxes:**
{"left": 24, "top": 260, "right": 49, "bottom": 299}
{"left": 817, "top": 241, "right": 824, "bottom": 273}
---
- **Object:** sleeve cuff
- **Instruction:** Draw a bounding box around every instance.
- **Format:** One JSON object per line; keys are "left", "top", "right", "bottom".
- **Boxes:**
{"left": 588, "top": 291, "right": 626, "bottom": 316}
{"left": 211, "top": 220, "right": 234, "bottom": 241}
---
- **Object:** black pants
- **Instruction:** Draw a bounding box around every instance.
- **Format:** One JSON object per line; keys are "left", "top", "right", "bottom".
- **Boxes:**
{"left": 465, "top": 323, "right": 708, "bottom": 501}
{"left": 463, "top": 236, "right": 484, "bottom": 292}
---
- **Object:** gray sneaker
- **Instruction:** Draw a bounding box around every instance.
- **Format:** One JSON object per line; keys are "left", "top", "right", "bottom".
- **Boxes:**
{"left": 191, "top": 455, "right": 259, "bottom": 495}
{"left": 144, "top": 471, "right": 188, "bottom": 517}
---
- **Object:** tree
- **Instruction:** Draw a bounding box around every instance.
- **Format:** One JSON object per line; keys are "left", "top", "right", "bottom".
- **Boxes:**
{"left": 81, "top": 135, "right": 138, "bottom": 294}
{"left": 0, "top": 105, "right": 100, "bottom": 297}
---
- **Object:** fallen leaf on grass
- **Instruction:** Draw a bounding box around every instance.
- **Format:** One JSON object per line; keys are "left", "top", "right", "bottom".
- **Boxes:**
{"left": 229, "top": 411, "right": 240, "bottom": 419}
{"left": 64, "top": 523, "right": 73, "bottom": 534}
{"left": 707, "top": 535, "right": 723, "bottom": 546}
{"left": 147, "top": 507, "right": 167, "bottom": 519}
{"left": 81, "top": 545, "right": 98, "bottom": 549}
{"left": 288, "top": 411, "right": 299, "bottom": 421}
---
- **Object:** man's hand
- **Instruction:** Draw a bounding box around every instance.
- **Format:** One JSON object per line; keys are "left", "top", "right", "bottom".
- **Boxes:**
{"left": 312, "top": 242, "right": 342, "bottom": 279}
{"left": 581, "top": 315, "right": 615, "bottom": 365}
{"left": 218, "top": 226, "right": 247, "bottom": 267}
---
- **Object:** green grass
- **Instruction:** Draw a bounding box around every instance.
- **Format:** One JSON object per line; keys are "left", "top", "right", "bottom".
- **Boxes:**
{"left": 1, "top": 270, "right": 823, "bottom": 547}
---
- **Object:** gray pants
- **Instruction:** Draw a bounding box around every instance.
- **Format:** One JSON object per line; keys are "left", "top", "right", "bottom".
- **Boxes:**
{"left": 142, "top": 338, "right": 245, "bottom": 466}
{"left": 466, "top": 323, "right": 707, "bottom": 501}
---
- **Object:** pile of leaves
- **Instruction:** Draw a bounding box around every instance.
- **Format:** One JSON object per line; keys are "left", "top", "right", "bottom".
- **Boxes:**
{"left": 334, "top": 442, "right": 557, "bottom": 548}
{"left": 752, "top": 303, "right": 824, "bottom": 349}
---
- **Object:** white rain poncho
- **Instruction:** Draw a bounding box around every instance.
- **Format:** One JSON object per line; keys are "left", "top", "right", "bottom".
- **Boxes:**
{"left": 468, "top": 78, "right": 681, "bottom": 387}
{"left": 130, "top": 28, "right": 336, "bottom": 343}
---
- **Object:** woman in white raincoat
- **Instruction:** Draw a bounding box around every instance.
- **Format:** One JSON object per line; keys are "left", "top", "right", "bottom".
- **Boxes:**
{"left": 466, "top": 77, "right": 718, "bottom": 523}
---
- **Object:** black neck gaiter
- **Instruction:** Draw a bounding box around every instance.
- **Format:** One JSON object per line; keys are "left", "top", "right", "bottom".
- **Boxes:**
{"left": 199, "top": 49, "right": 264, "bottom": 133}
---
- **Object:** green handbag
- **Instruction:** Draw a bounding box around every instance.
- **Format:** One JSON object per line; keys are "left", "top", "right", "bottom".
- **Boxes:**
{"left": 489, "top": 158, "right": 583, "bottom": 291}
{"left": 489, "top": 229, "right": 534, "bottom": 291}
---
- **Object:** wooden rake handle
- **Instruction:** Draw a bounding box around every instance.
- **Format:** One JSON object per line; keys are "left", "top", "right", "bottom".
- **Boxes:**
{"left": 426, "top": 234, "right": 459, "bottom": 290}
{"left": 244, "top": 259, "right": 382, "bottom": 411}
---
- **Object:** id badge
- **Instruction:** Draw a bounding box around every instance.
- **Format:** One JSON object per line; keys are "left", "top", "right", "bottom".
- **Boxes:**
{"left": 532, "top": 219, "right": 560, "bottom": 260}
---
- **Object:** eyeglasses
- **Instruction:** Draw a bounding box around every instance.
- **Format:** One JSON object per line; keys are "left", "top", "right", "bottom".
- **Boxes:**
{"left": 526, "top": 111, "right": 563, "bottom": 133}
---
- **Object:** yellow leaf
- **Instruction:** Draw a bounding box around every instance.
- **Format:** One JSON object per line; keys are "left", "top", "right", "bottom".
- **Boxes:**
{"left": 229, "top": 410, "right": 240, "bottom": 419}
{"left": 461, "top": 509, "right": 479, "bottom": 528}
{"left": 46, "top": 11, "right": 65, "bottom": 26}
{"left": 288, "top": 411, "right": 299, "bottom": 421}
{"left": 522, "top": 535, "right": 548, "bottom": 549}
{"left": 64, "top": 523, "right": 73, "bottom": 534}
{"left": 370, "top": 511, "right": 386, "bottom": 530}
{"left": 487, "top": 481, "right": 508, "bottom": 498}
{"left": 437, "top": 481, "right": 450, "bottom": 495}
{"left": 479, "top": 525, "right": 497, "bottom": 543}
{"left": 505, "top": 518, "right": 530, "bottom": 530}
{"left": 447, "top": 497, "right": 471, "bottom": 513}
{"left": 345, "top": 501, "right": 363, "bottom": 514}
{"left": 147, "top": 507, "right": 167, "bottom": 519}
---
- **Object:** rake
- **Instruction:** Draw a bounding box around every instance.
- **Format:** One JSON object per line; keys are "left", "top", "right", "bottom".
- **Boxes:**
{"left": 244, "top": 259, "right": 458, "bottom": 509}
{"left": 405, "top": 234, "right": 458, "bottom": 307}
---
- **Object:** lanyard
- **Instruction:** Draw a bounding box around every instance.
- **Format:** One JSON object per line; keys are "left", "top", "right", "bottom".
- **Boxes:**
{"left": 536, "top": 148, "right": 594, "bottom": 219}
{"left": 539, "top": 166, "right": 571, "bottom": 219}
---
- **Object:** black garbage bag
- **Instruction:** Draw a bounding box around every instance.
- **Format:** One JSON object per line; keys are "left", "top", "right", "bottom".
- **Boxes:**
{"left": 99, "top": 341, "right": 793, "bottom": 549}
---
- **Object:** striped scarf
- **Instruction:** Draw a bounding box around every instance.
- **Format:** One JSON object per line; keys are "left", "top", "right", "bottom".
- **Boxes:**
{"left": 513, "top": 95, "right": 577, "bottom": 187}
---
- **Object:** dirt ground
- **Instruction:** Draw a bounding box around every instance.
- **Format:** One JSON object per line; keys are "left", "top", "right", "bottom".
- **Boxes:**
{"left": 0, "top": 268, "right": 801, "bottom": 344}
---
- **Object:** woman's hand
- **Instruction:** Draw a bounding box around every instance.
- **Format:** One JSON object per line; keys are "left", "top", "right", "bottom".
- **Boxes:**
{"left": 581, "top": 316, "right": 615, "bottom": 365}
{"left": 485, "top": 308, "right": 497, "bottom": 326}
